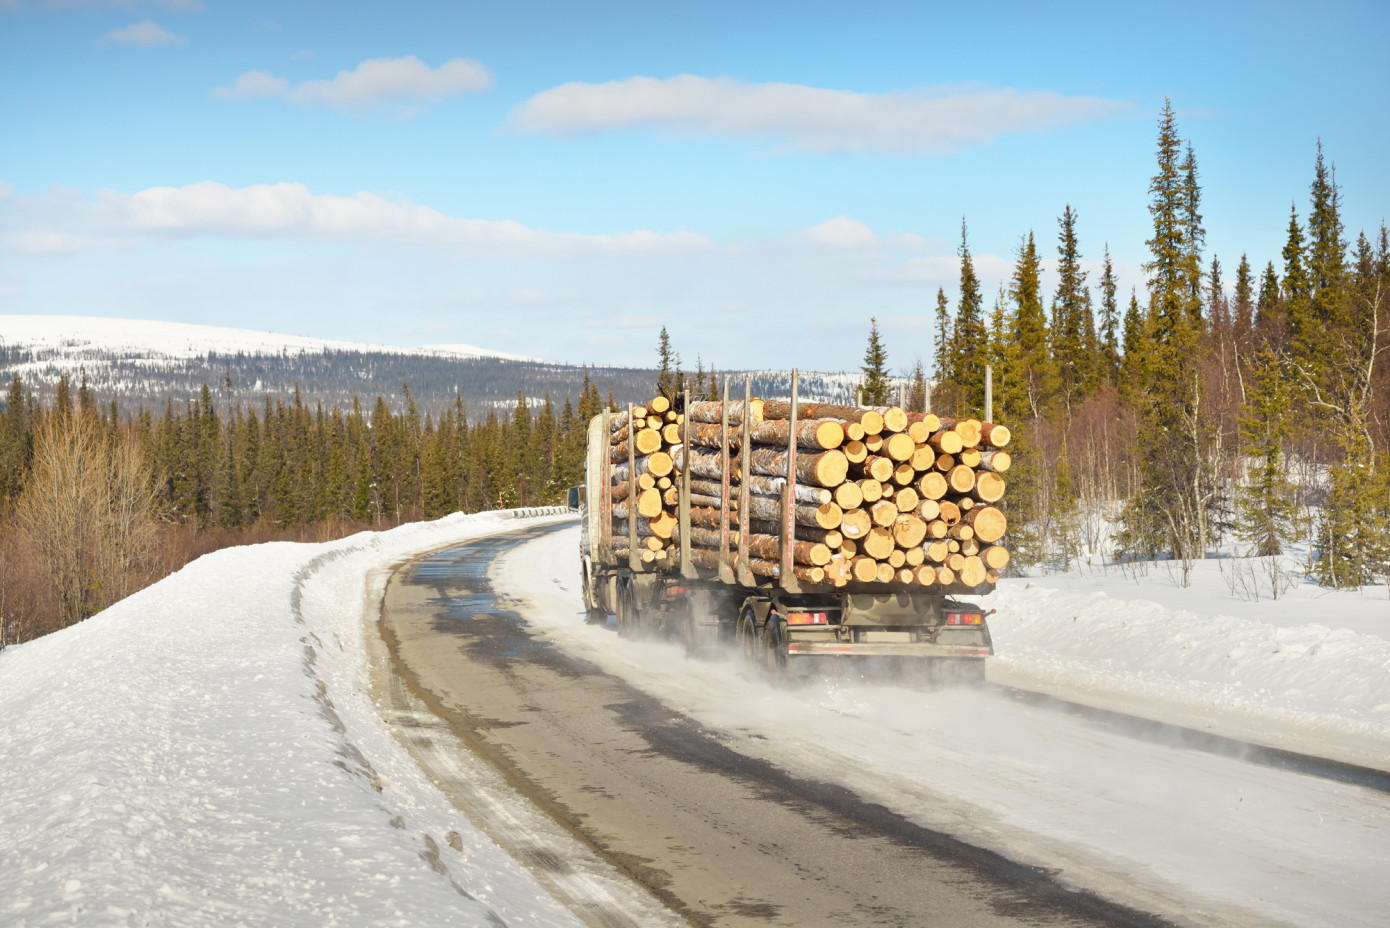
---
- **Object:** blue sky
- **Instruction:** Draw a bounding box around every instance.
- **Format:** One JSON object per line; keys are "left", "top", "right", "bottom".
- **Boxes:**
{"left": 1, "top": 0, "right": 1386, "bottom": 371}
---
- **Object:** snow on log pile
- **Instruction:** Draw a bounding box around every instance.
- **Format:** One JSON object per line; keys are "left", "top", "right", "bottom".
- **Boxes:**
{"left": 0, "top": 508, "right": 594, "bottom": 928}
{"left": 609, "top": 395, "right": 1011, "bottom": 590}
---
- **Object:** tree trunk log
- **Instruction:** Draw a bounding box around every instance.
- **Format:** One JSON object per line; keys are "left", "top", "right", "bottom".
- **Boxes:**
{"left": 962, "top": 505, "right": 1007, "bottom": 543}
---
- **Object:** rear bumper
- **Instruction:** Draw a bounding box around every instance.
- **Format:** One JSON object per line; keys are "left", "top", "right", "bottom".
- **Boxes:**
{"left": 785, "top": 641, "right": 991, "bottom": 658}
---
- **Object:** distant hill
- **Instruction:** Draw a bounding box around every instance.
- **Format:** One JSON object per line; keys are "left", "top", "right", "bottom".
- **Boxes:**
{"left": 0, "top": 315, "right": 872, "bottom": 416}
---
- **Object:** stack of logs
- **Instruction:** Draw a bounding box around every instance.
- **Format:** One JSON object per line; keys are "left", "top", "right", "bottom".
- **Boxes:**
{"left": 609, "top": 395, "right": 1012, "bottom": 590}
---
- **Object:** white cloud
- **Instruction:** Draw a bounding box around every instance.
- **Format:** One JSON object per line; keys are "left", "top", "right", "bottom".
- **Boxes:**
{"left": 511, "top": 75, "right": 1132, "bottom": 155}
{"left": 213, "top": 55, "right": 492, "bottom": 113}
{"left": 806, "top": 216, "right": 876, "bottom": 248}
{"left": 100, "top": 19, "right": 185, "bottom": 46}
{"left": 2, "top": 180, "right": 709, "bottom": 257}
{"left": 211, "top": 70, "right": 288, "bottom": 100}
{"left": 0, "top": 181, "right": 13, "bottom": 201}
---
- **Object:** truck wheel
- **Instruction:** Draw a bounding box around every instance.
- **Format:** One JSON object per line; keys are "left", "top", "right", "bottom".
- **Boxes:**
{"left": 581, "top": 569, "right": 605, "bottom": 625}
{"left": 616, "top": 580, "right": 639, "bottom": 639}
{"left": 737, "top": 608, "right": 762, "bottom": 668}
{"left": 763, "top": 615, "right": 788, "bottom": 675}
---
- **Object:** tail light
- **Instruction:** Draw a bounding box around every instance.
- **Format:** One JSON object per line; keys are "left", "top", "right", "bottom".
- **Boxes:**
{"left": 667, "top": 586, "right": 688, "bottom": 595}
{"left": 945, "top": 612, "right": 983, "bottom": 625}
{"left": 786, "top": 611, "right": 828, "bottom": 625}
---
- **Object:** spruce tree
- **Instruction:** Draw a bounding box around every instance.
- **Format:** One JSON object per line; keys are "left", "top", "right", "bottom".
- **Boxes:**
{"left": 656, "top": 326, "right": 679, "bottom": 399}
{"left": 1097, "top": 247, "right": 1121, "bottom": 386}
{"left": 932, "top": 287, "right": 951, "bottom": 387}
{"left": 1051, "top": 205, "right": 1089, "bottom": 413}
{"left": 859, "top": 318, "right": 891, "bottom": 406}
{"left": 1255, "top": 260, "right": 1282, "bottom": 342}
{"left": 1232, "top": 254, "right": 1254, "bottom": 342}
{"left": 1004, "top": 231, "right": 1054, "bottom": 422}
{"left": 950, "top": 220, "right": 986, "bottom": 414}
{"left": 1307, "top": 140, "right": 1348, "bottom": 333}
{"left": 1118, "top": 288, "right": 1146, "bottom": 405}
{"left": 1235, "top": 350, "right": 1298, "bottom": 556}
{"left": 1283, "top": 204, "right": 1314, "bottom": 367}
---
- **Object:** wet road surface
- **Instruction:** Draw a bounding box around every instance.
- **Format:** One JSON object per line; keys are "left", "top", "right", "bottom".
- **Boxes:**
{"left": 379, "top": 522, "right": 1177, "bottom": 928}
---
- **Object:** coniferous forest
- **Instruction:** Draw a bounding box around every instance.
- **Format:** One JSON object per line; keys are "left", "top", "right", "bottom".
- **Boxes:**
{"left": 2, "top": 101, "right": 1386, "bottom": 645}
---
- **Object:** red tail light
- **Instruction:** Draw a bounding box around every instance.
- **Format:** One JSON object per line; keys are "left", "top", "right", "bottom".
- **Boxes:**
{"left": 946, "top": 612, "right": 983, "bottom": 625}
{"left": 667, "top": 586, "right": 688, "bottom": 595}
{"left": 786, "top": 611, "right": 828, "bottom": 625}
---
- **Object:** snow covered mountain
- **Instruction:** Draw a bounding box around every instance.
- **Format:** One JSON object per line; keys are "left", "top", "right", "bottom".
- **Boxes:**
{"left": 0, "top": 314, "right": 541, "bottom": 366}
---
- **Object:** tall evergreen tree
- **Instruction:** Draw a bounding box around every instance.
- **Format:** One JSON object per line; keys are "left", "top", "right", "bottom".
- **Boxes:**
{"left": 949, "top": 220, "right": 986, "bottom": 415}
{"left": 1004, "top": 231, "right": 1055, "bottom": 422}
{"left": 1232, "top": 254, "right": 1255, "bottom": 341}
{"left": 859, "top": 318, "right": 891, "bottom": 406}
{"left": 1051, "top": 205, "right": 1089, "bottom": 412}
{"left": 932, "top": 287, "right": 951, "bottom": 387}
{"left": 1097, "top": 247, "right": 1121, "bottom": 386}
{"left": 1255, "top": 260, "right": 1282, "bottom": 343}
{"left": 1235, "top": 350, "right": 1298, "bottom": 556}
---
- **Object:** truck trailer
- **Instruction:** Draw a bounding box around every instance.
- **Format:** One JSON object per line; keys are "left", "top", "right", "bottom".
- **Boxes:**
{"left": 577, "top": 377, "right": 1002, "bottom": 679}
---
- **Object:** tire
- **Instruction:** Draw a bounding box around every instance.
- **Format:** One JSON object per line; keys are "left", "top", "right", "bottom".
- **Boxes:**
{"left": 616, "top": 580, "right": 637, "bottom": 639}
{"left": 581, "top": 569, "right": 605, "bottom": 625}
{"left": 737, "top": 608, "right": 761, "bottom": 668}
{"left": 762, "top": 615, "right": 788, "bottom": 675}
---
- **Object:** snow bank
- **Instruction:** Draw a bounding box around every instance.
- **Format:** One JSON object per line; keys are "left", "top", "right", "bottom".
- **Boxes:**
{"left": 0, "top": 508, "right": 579, "bottom": 927}
{"left": 987, "top": 557, "right": 1390, "bottom": 765}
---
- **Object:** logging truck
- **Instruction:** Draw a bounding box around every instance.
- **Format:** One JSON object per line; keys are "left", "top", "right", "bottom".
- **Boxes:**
{"left": 577, "top": 376, "right": 1006, "bottom": 679}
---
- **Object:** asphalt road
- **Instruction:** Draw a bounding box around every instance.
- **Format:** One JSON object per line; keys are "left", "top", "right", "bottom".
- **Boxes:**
{"left": 379, "top": 521, "right": 1176, "bottom": 928}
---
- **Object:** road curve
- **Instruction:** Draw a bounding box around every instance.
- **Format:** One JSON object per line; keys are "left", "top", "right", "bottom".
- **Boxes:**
{"left": 380, "top": 521, "right": 1176, "bottom": 928}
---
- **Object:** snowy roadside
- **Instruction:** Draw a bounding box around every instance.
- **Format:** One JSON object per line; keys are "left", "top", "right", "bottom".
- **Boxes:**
{"left": 0, "top": 509, "right": 590, "bottom": 928}
{"left": 986, "top": 558, "right": 1390, "bottom": 769}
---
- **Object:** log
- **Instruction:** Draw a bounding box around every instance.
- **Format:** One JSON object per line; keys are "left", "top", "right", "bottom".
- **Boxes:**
{"left": 690, "top": 547, "right": 722, "bottom": 571}
{"left": 935, "top": 566, "right": 956, "bottom": 586}
{"left": 690, "top": 506, "right": 724, "bottom": 528}
{"left": 610, "top": 481, "right": 631, "bottom": 502}
{"left": 952, "top": 418, "right": 983, "bottom": 448}
{"left": 687, "top": 399, "right": 763, "bottom": 424}
{"left": 905, "top": 546, "right": 925, "bottom": 567}
{"left": 962, "top": 506, "right": 1007, "bottom": 543}
{"left": 981, "top": 544, "right": 1011, "bottom": 569}
{"left": 870, "top": 499, "right": 898, "bottom": 527}
{"left": 648, "top": 510, "right": 677, "bottom": 538}
{"left": 657, "top": 477, "right": 671, "bottom": 490}
{"left": 611, "top": 450, "right": 673, "bottom": 482}
{"left": 638, "top": 473, "right": 656, "bottom": 491}
{"left": 893, "top": 513, "right": 927, "bottom": 549}
{"left": 915, "top": 565, "right": 937, "bottom": 586}
{"left": 981, "top": 422, "right": 1011, "bottom": 448}
{"left": 749, "top": 418, "right": 847, "bottom": 451}
{"left": 928, "top": 431, "right": 964, "bottom": 454}
{"left": 662, "top": 423, "right": 682, "bottom": 445}
{"left": 744, "top": 533, "right": 832, "bottom": 567}
{"left": 972, "top": 472, "right": 1006, "bottom": 503}
{"left": 636, "top": 487, "right": 662, "bottom": 518}
{"left": 607, "top": 407, "right": 647, "bottom": 433}
{"left": 958, "top": 556, "right": 988, "bottom": 587}
{"left": 671, "top": 445, "right": 725, "bottom": 481}
{"left": 948, "top": 523, "right": 975, "bottom": 542}
{"left": 892, "top": 462, "right": 915, "bottom": 486}
{"left": 934, "top": 453, "right": 955, "bottom": 473}
{"left": 791, "top": 525, "right": 843, "bottom": 548}
{"left": 979, "top": 450, "right": 1012, "bottom": 473}
{"left": 834, "top": 481, "right": 864, "bottom": 510}
{"left": 875, "top": 562, "right": 895, "bottom": 583}
{"left": 898, "top": 568, "right": 915, "bottom": 584}
{"left": 986, "top": 569, "right": 1000, "bottom": 584}
{"left": 858, "top": 479, "right": 884, "bottom": 503}
{"left": 883, "top": 432, "right": 915, "bottom": 462}
{"left": 958, "top": 448, "right": 982, "bottom": 468}
{"left": 872, "top": 406, "right": 909, "bottom": 433}
{"left": 760, "top": 401, "right": 884, "bottom": 434}
{"left": 648, "top": 395, "right": 670, "bottom": 414}
{"left": 687, "top": 422, "right": 738, "bottom": 451}
{"left": 946, "top": 552, "right": 965, "bottom": 572}
{"left": 925, "top": 539, "right": 949, "bottom": 562}
{"left": 840, "top": 507, "right": 872, "bottom": 540}
{"left": 839, "top": 539, "right": 857, "bottom": 557}
{"left": 894, "top": 486, "right": 918, "bottom": 513}
{"left": 742, "top": 493, "right": 843, "bottom": 529}
{"left": 938, "top": 500, "right": 961, "bottom": 524}
{"left": 857, "top": 455, "right": 894, "bottom": 483}
{"left": 843, "top": 439, "right": 868, "bottom": 464}
{"left": 864, "top": 433, "right": 884, "bottom": 454}
{"left": 917, "top": 498, "right": 941, "bottom": 521}
{"left": 850, "top": 556, "right": 879, "bottom": 583}
{"left": 887, "top": 549, "right": 906, "bottom": 569}
{"left": 910, "top": 444, "right": 935, "bottom": 471}
{"left": 746, "top": 447, "right": 849, "bottom": 488}
{"left": 845, "top": 422, "right": 866, "bottom": 442}
{"left": 918, "top": 472, "right": 947, "bottom": 500}
{"left": 862, "top": 526, "right": 895, "bottom": 560}
{"left": 947, "top": 464, "right": 977, "bottom": 494}
{"left": 961, "top": 538, "right": 980, "bottom": 557}
{"left": 688, "top": 476, "right": 830, "bottom": 506}
{"left": 926, "top": 519, "right": 948, "bottom": 539}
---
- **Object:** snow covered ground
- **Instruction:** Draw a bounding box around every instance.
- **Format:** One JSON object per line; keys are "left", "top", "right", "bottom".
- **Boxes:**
{"left": 0, "top": 509, "right": 590, "bottom": 928}
{"left": 3, "top": 512, "right": 1388, "bottom": 927}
